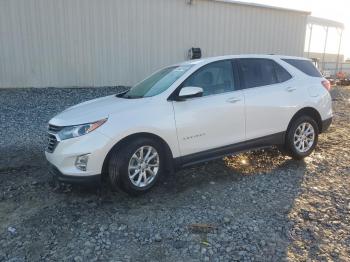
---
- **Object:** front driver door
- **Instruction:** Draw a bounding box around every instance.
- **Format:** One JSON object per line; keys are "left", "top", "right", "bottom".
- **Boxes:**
{"left": 172, "top": 60, "right": 245, "bottom": 157}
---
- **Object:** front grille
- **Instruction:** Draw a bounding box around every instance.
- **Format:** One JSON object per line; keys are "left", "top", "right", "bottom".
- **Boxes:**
{"left": 48, "top": 124, "right": 63, "bottom": 133}
{"left": 47, "top": 133, "right": 58, "bottom": 153}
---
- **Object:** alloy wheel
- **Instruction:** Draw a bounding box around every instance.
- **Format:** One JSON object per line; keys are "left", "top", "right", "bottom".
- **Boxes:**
{"left": 128, "top": 146, "right": 160, "bottom": 188}
{"left": 293, "top": 122, "right": 315, "bottom": 153}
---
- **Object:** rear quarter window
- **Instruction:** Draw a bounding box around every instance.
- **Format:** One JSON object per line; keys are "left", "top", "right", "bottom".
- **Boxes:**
{"left": 282, "top": 59, "right": 322, "bottom": 77}
{"left": 274, "top": 62, "right": 292, "bottom": 82}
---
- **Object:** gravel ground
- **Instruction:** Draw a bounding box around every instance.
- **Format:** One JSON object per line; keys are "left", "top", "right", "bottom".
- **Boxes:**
{"left": 0, "top": 86, "right": 349, "bottom": 261}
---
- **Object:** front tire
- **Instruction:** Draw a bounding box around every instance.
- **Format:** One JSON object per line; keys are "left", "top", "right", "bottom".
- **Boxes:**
{"left": 285, "top": 116, "right": 319, "bottom": 160}
{"left": 108, "top": 137, "right": 165, "bottom": 195}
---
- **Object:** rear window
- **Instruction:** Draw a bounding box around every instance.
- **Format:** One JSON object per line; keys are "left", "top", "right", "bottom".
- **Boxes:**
{"left": 282, "top": 59, "right": 322, "bottom": 77}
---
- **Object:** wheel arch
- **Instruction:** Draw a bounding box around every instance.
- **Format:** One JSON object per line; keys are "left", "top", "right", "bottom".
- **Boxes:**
{"left": 287, "top": 107, "right": 322, "bottom": 134}
{"left": 101, "top": 132, "right": 174, "bottom": 177}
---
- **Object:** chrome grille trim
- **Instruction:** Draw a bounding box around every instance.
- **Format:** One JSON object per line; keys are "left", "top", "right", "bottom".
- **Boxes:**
{"left": 48, "top": 124, "right": 63, "bottom": 133}
{"left": 46, "top": 124, "right": 62, "bottom": 153}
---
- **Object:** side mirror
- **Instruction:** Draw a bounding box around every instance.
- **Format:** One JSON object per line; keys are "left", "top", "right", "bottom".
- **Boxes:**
{"left": 177, "top": 86, "right": 203, "bottom": 100}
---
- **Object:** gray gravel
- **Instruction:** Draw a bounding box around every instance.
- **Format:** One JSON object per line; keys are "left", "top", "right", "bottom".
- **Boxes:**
{"left": 0, "top": 86, "right": 349, "bottom": 261}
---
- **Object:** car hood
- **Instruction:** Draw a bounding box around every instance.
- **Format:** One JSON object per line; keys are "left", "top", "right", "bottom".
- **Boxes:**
{"left": 49, "top": 95, "right": 150, "bottom": 126}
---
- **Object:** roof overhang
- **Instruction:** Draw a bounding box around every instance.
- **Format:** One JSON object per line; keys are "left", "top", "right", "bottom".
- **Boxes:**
{"left": 308, "top": 16, "right": 344, "bottom": 29}
{"left": 211, "top": 0, "right": 311, "bottom": 15}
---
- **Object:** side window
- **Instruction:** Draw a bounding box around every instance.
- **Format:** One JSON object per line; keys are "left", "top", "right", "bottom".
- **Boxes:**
{"left": 239, "top": 58, "right": 278, "bottom": 89}
{"left": 273, "top": 61, "right": 292, "bottom": 82}
{"left": 182, "top": 60, "right": 235, "bottom": 96}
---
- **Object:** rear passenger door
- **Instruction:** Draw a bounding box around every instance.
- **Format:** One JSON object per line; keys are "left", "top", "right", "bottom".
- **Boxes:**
{"left": 238, "top": 58, "right": 298, "bottom": 140}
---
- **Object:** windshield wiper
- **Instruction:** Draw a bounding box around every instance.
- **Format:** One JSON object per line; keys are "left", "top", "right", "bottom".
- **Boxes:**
{"left": 115, "top": 90, "right": 128, "bottom": 98}
{"left": 116, "top": 92, "right": 143, "bottom": 99}
{"left": 123, "top": 95, "right": 143, "bottom": 99}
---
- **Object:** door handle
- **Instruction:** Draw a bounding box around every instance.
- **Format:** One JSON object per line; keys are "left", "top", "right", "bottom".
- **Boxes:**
{"left": 226, "top": 97, "right": 241, "bottom": 103}
{"left": 286, "top": 87, "right": 297, "bottom": 92}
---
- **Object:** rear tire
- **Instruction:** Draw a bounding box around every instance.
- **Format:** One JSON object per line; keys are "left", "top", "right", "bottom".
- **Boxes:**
{"left": 108, "top": 137, "right": 165, "bottom": 195}
{"left": 285, "top": 115, "right": 319, "bottom": 160}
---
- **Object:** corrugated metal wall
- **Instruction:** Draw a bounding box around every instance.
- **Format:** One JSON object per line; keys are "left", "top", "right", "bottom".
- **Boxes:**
{"left": 0, "top": 0, "right": 308, "bottom": 88}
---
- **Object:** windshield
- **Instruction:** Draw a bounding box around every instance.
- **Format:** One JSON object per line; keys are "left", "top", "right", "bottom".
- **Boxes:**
{"left": 122, "top": 65, "right": 192, "bottom": 98}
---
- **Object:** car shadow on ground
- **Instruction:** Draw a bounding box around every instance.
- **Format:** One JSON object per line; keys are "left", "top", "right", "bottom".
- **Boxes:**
{"left": 54, "top": 148, "right": 304, "bottom": 199}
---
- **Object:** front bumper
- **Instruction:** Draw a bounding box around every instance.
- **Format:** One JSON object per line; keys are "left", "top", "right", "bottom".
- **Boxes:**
{"left": 45, "top": 130, "right": 112, "bottom": 179}
{"left": 49, "top": 163, "right": 101, "bottom": 184}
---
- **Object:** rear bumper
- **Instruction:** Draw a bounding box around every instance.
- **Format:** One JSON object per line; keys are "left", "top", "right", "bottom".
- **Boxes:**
{"left": 321, "top": 117, "right": 332, "bottom": 133}
{"left": 48, "top": 163, "right": 101, "bottom": 185}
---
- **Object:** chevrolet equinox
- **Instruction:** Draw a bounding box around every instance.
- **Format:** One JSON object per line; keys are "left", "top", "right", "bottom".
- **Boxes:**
{"left": 46, "top": 55, "right": 333, "bottom": 195}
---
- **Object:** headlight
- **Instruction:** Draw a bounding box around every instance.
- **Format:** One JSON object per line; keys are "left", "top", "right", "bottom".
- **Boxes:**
{"left": 57, "top": 119, "right": 107, "bottom": 140}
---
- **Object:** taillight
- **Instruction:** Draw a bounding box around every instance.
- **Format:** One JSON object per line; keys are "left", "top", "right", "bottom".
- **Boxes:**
{"left": 322, "top": 80, "right": 331, "bottom": 91}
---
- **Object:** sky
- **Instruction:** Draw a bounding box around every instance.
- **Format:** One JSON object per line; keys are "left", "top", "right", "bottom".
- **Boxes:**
{"left": 238, "top": 0, "right": 349, "bottom": 59}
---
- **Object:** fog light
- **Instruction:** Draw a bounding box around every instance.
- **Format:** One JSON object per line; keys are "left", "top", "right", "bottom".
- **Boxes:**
{"left": 75, "top": 154, "right": 90, "bottom": 171}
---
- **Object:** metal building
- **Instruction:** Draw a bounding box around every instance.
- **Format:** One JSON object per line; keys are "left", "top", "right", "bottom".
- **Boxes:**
{"left": 0, "top": 0, "right": 310, "bottom": 88}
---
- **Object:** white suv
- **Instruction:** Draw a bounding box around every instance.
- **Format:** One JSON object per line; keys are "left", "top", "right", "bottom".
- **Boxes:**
{"left": 46, "top": 55, "right": 333, "bottom": 195}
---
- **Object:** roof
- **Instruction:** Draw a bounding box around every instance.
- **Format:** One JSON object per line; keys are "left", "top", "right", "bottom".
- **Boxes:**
{"left": 210, "top": 0, "right": 311, "bottom": 15}
{"left": 179, "top": 54, "right": 309, "bottom": 66}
